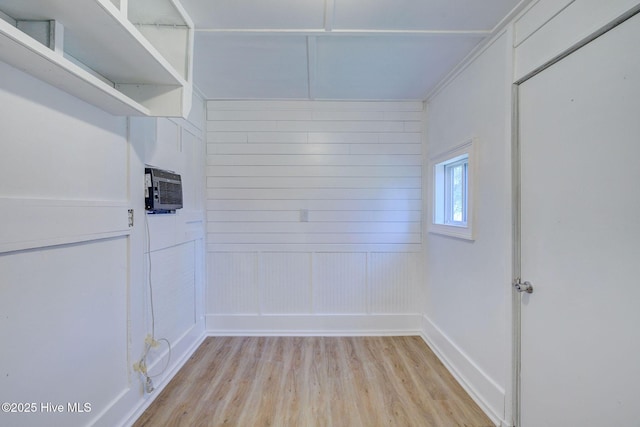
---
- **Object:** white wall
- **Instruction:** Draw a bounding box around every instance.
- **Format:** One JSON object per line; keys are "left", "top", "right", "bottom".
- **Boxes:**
{"left": 206, "top": 100, "right": 423, "bottom": 334}
{"left": 122, "top": 111, "right": 207, "bottom": 425}
{"left": 421, "top": 1, "right": 640, "bottom": 426}
{"left": 0, "top": 58, "right": 206, "bottom": 427}
{"left": 422, "top": 32, "right": 513, "bottom": 426}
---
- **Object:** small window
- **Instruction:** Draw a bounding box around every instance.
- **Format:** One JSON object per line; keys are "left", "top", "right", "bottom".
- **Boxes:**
{"left": 429, "top": 139, "right": 475, "bottom": 240}
{"left": 444, "top": 157, "right": 468, "bottom": 226}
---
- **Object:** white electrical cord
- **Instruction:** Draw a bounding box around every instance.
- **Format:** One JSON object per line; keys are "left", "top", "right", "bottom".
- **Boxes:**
{"left": 136, "top": 212, "right": 172, "bottom": 393}
{"left": 145, "top": 212, "right": 156, "bottom": 338}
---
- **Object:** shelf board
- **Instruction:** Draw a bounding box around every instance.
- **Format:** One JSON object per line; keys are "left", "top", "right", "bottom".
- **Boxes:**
{"left": 0, "top": 18, "right": 150, "bottom": 116}
{"left": 128, "top": 0, "right": 193, "bottom": 26}
{"left": 0, "top": 0, "right": 185, "bottom": 86}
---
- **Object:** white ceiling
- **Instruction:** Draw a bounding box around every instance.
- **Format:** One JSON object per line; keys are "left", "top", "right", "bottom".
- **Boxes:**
{"left": 180, "top": 0, "right": 529, "bottom": 100}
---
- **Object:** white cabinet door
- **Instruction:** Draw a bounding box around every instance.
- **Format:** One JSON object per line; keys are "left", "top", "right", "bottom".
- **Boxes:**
{"left": 518, "top": 13, "right": 640, "bottom": 427}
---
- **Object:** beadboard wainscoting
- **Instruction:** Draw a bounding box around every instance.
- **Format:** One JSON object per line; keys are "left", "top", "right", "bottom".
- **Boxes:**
{"left": 206, "top": 251, "right": 423, "bottom": 334}
{"left": 206, "top": 100, "right": 424, "bottom": 334}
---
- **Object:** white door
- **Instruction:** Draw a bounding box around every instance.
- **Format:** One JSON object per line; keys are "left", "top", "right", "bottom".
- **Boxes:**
{"left": 518, "top": 13, "right": 640, "bottom": 427}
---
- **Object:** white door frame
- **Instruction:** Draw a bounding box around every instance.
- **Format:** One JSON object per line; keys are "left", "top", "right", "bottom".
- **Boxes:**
{"left": 510, "top": 6, "right": 640, "bottom": 426}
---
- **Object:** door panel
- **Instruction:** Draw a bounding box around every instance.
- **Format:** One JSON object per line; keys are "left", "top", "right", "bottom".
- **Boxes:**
{"left": 519, "top": 13, "right": 640, "bottom": 427}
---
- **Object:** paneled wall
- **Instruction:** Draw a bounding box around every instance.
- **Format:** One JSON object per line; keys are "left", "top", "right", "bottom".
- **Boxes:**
{"left": 0, "top": 58, "right": 206, "bottom": 427}
{"left": 0, "top": 59, "right": 130, "bottom": 427}
{"left": 124, "top": 113, "right": 206, "bottom": 425}
{"left": 206, "top": 100, "right": 423, "bottom": 333}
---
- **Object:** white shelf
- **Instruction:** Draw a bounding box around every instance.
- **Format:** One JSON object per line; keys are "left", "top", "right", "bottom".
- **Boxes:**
{"left": 0, "top": 0, "right": 193, "bottom": 117}
{"left": 0, "top": 19, "right": 150, "bottom": 115}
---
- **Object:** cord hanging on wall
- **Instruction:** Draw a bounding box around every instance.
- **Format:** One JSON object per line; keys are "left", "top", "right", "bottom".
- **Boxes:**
{"left": 132, "top": 211, "right": 172, "bottom": 394}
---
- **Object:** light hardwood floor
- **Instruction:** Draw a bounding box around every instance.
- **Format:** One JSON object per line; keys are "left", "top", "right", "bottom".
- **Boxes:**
{"left": 133, "top": 336, "right": 494, "bottom": 427}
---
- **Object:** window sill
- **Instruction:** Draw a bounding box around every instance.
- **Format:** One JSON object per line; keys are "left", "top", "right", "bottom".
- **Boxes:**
{"left": 428, "top": 223, "right": 474, "bottom": 241}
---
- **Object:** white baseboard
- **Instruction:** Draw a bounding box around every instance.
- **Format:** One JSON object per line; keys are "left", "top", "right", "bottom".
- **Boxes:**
{"left": 420, "top": 315, "right": 509, "bottom": 427}
{"left": 206, "top": 314, "right": 422, "bottom": 336}
{"left": 96, "top": 324, "right": 207, "bottom": 427}
{"left": 102, "top": 314, "right": 508, "bottom": 426}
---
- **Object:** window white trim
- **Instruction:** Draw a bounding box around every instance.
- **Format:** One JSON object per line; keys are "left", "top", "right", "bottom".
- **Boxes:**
{"left": 428, "top": 138, "right": 476, "bottom": 241}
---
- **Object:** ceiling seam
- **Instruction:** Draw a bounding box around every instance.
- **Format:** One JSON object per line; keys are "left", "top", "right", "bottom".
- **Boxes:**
{"left": 195, "top": 29, "right": 492, "bottom": 37}
{"left": 306, "top": 36, "right": 317, "bottom": 100}
{"left": 324, "top": 0, "right": 335, "bottom": 32}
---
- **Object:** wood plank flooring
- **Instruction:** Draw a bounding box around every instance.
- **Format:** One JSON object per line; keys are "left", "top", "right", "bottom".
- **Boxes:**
{"left": 133, "top": 336, "right": 494, "bottom": 427}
